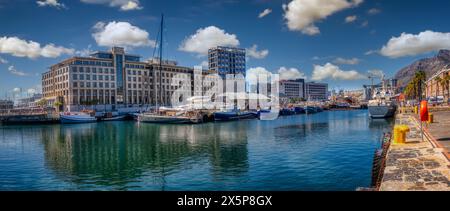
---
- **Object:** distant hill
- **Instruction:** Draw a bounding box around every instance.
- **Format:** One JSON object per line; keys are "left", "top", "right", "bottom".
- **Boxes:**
{"left": 394, "top": 50, "right": 450, "bottom": 88}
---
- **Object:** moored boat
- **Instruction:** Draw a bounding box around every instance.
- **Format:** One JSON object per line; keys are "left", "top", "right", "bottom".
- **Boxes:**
{"left": 60, "top": 112, "right": 97, "bottom": 124}
{"left": 214, "top": 110, "right": 256, "bottom": 121}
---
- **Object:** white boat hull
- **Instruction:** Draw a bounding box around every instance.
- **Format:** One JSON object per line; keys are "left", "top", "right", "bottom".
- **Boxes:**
{"left": 60, "top": 115, "right": 97, "bottom": 124}
{"left": 368, "top": 105, "right": 396, "bottom": 118}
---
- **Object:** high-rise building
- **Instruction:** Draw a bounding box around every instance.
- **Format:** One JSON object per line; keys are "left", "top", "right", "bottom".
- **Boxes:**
{"left": 208, "top": 46, "right": 246, "bottom": 77}
{"left": 42, "top": 47, "right": 195, "bottom": 111}
{"left": 305, "top": 82, "right": 328, "bottom": 101}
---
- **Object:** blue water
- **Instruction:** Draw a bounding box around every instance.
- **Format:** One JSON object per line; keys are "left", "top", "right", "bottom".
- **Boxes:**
{"left": 0, "top": 110, "right": 393, "bottom": 191}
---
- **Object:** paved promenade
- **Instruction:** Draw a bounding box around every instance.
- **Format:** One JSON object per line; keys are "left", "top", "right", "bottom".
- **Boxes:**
{"left": 379, "top": 113, "right": 450, "bottom": 191}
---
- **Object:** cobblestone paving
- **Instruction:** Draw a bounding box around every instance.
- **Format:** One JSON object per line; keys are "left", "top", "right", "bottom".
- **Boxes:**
{"left": 380, "top": 114, "right": 450, "bottom": 191}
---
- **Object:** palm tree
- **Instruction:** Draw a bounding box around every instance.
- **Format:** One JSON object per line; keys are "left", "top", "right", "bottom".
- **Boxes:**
{"left": 442, "top": 74, "right": 450, "bottom": 102}
{"left": 414, "top": 70, "right": 427, "bottom": 101}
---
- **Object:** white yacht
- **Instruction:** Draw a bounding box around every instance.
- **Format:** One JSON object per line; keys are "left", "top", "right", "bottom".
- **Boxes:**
{"left": 368, "top": 87, "right": 397, "bottom": 119}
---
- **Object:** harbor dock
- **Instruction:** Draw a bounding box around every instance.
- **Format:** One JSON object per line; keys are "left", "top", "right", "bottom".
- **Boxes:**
{"left": 379, "top": 110, "right": 450, "bottom": 191}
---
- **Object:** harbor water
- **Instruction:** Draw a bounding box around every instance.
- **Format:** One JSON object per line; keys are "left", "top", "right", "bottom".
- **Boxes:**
{"left": 0, "top": 110, "right": 393, "bottom": 191}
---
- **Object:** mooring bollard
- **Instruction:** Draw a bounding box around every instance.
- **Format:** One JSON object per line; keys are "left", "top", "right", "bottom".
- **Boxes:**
{"left": 394, "top": 125, "right": 410, "bottom": 144}
{"left": 428, "top": 113, "right": 434, "bottom": 124}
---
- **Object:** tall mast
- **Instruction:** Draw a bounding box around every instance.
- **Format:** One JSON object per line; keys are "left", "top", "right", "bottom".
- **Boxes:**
{"left": 159, "top": 14, "right": 164, "bottom": 110}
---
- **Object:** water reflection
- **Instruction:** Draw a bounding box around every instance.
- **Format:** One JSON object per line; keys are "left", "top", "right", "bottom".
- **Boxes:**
{"left": 41, "top": 122, "right": 249, "bottom": 190}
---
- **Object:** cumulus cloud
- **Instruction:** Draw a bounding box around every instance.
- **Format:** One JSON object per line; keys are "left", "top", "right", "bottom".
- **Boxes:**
{"left": 80, "top": 0, "right": 143, "bottom": 11}
{"left": 278, "top": 67, "right": 307, "bottom": 80}
{"left": 200, "top": 61, "right": 209, "bottom": 69}
{"left": 368, "top": 69, "right": 385, "bottom": 78}
{"left": 333, "top": 57, "right": 360, "bottom": 65}
{"left": 247, "top": 67, "right": 272, "bottom": 84}
{"left": 368, "top": 8, "right": 381, "bottom": 15}
{"left": 8, "top": 66, "right": 28, "bottom": 76}
{"left": 92, "top": 21, "right": 155, "bottom": 48}
{"left": 0, "top": 56, "right": 7, "bottom": 64}
{"left": 345, "top": 15, "right": 357, "bottom": 23}
{"left": 258, "top": 8, "right": 272, "bottom": 18}
{"left": 0, "top": 36, "right": 74, "bottom": 59}
{"left": 75, "top": 44, "right": 94, "bottom": 57}
{"left": 379, "top": 31, "right": 450, "bottom": 58}
{"left": 179, "top": 26, "right": 240, "bottom": 56}
{"left": 246, "top": 45, "right": 269, "bottom": 59}
{"left": 311, "top": 63, "right": 366, "bottom": 81}
{"left": 36, "top": 0, "right": 66, "bottom": 9}
{"left": 283, "top": 0, "right": 363, "bottom": 35}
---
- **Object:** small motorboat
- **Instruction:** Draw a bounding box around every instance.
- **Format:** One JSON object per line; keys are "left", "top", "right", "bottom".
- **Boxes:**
{"left": 60, "top": 112, "right": 97, "bottom": 124}
{"left": 138, "top": 109, "right": 202, "bottom": 124}
{"left": 100, "top": 112, "right": 127, "bottom": 121}
{"left": 214, "top": 110, "right": 256, "bottom": 121}
{"left": 258, "top": 110, "right": 279, "bottom": 121}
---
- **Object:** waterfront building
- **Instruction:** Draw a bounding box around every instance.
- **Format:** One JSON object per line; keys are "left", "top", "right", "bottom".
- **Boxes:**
{"left": 305, "top": 82, "right": 328, "bottom": 101}
{"left": 426, "top": 68, "right": 450, "bottom": 101}
{"left": 147, "top": 58, "right": 195, "bottom": 106}
{"left": 42, "top": 47, "right": 196, "bottom": 111}
{"left": 0, "top": 100, "right": 14, "bottom": 110}
{"left": 208, "top": 46, "right": 246, "bottom": 78}
{"left": 279, "top": 79, "right": 305, "bottom": 100}
{"left": 17, "top": 94, "right": 43, "bottom": 108}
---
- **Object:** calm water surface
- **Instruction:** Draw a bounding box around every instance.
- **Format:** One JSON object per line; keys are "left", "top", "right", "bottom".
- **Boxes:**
{"left": 0, "top": 110, "right": 393, "bottom": 191}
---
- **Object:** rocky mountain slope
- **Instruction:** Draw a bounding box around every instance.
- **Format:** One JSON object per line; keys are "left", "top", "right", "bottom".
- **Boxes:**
{"left": 395, "top": 50, "right": 450, "bottom": 88}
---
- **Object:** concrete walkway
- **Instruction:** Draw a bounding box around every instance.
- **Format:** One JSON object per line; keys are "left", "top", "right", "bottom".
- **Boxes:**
{"left": 379, "top": 113, "right": 450, "bottom": 191}
{"left": 427, "top": 111, "right": 450, "bottom": 154}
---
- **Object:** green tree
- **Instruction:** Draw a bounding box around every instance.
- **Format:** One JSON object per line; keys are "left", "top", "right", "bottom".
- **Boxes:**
{"left": 37, "top": 99, "right": 48, "bottom": 108}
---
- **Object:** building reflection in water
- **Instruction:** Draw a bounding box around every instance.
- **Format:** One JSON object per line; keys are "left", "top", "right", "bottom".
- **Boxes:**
{"left": 41, "top": 121, "right": 249, "bottom": 190}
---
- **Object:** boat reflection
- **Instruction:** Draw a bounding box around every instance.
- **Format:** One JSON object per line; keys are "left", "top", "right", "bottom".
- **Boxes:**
{"left": 41, "top": 122, "right": 249, "bottom": 190}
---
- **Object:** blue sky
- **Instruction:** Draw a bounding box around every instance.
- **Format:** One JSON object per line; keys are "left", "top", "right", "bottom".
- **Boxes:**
{"left": 1, "top": 0, "right": 450, "bottom": 99}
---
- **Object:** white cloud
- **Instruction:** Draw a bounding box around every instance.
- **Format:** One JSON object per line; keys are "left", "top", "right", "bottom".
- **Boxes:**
{"left": 179, "top": 26, "right": 240, "bottom": 56}
{"left": 0, "top": 36, "right": 74, "bottom": 59}
{"left": 368, "top": 8, "right": 381, "bottom": 15}
{"left": 13, "top": 88, "right": 21, "bottom": 93}
{"left": 8, "top": 66, "right": 28, "bottom": 76}
{"left": 75, "top": 44, "right": 94, "bottom": 57}
{"left": 368, "top": 69, "right": 385, "bottom": 78}
{"left": 80, "top": 0, "right": 142, "bottom": 11}
{"left": 258, "top": 8, "right": 272, "bottom": 18}
{"left": 365, "top": 50, "right": 377, "bottom": 55}
{"left": 247, "top": 67, "right": 272, "bottom": 84}
{"left": 283, "top": 0, "right": 363, "bottom": 35}
{"left": 345, "top": 15, "right": 357, "bottom": 23}
{"left": 36, "top": 0, "right": 66, "bottom": 9}
{"left": 278, "top": 67, "right": 307, "bottom": 80}
{"left": 333, "top": 57, "right": 360, "bottom": 65}
{"left": 92, "top": 21, "right": 155, "bottom": 48}
{"left": 311, "top": 63, "right": 366, "bottom": 81}
{"left": 361, "top": 20, "right": 369, "bottom": 27}
{"left": 27, "top": 88, "right": 37, "bottom": 95}
{"left": 380, "top": 31, "right": 450, "bottom": 58}
{"left": 246, "top": 45, "right": 269, "bottom": 59}
{"left": 0, "top": 56, "right": 7, "bottom": 64}
{"left": 200, "top": 61, "right": 209, "bottom": 69}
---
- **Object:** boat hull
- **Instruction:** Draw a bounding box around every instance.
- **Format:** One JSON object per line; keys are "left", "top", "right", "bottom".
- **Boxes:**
{"left": 138, "top": 115, "right": 194, "bottom": 124}
{"left": 214, "top": 112, "right": 256, "bottom": 121}
{"left": 100, "top": 115, "right": 127, "bottom": 121}
{"left": 60, "top": 115, "right": 97, "bottom": 124}
{"left": 368, "top": 105, "right": 396, "bottom": 118}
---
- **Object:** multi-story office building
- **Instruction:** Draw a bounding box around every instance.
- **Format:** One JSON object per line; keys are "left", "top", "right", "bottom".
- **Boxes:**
{"left": 147, "top": 58, "right": 194, "bottom": 106}
{"left": 208, "top": 46, "right": 246, "bottom": 77}
{"left": 305, "top": 82, "right": 328, "bottom": 101}
{"left": 42, "top": 47, "right": 195, "bottom": 111}
{"left": 280, "top": 79, "right": 305, "bottom": 99}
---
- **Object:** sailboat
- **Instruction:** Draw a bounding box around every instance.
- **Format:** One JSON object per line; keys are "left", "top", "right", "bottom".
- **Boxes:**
{"left": 138, "top": 14, "right": 202, "bottom": 124}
